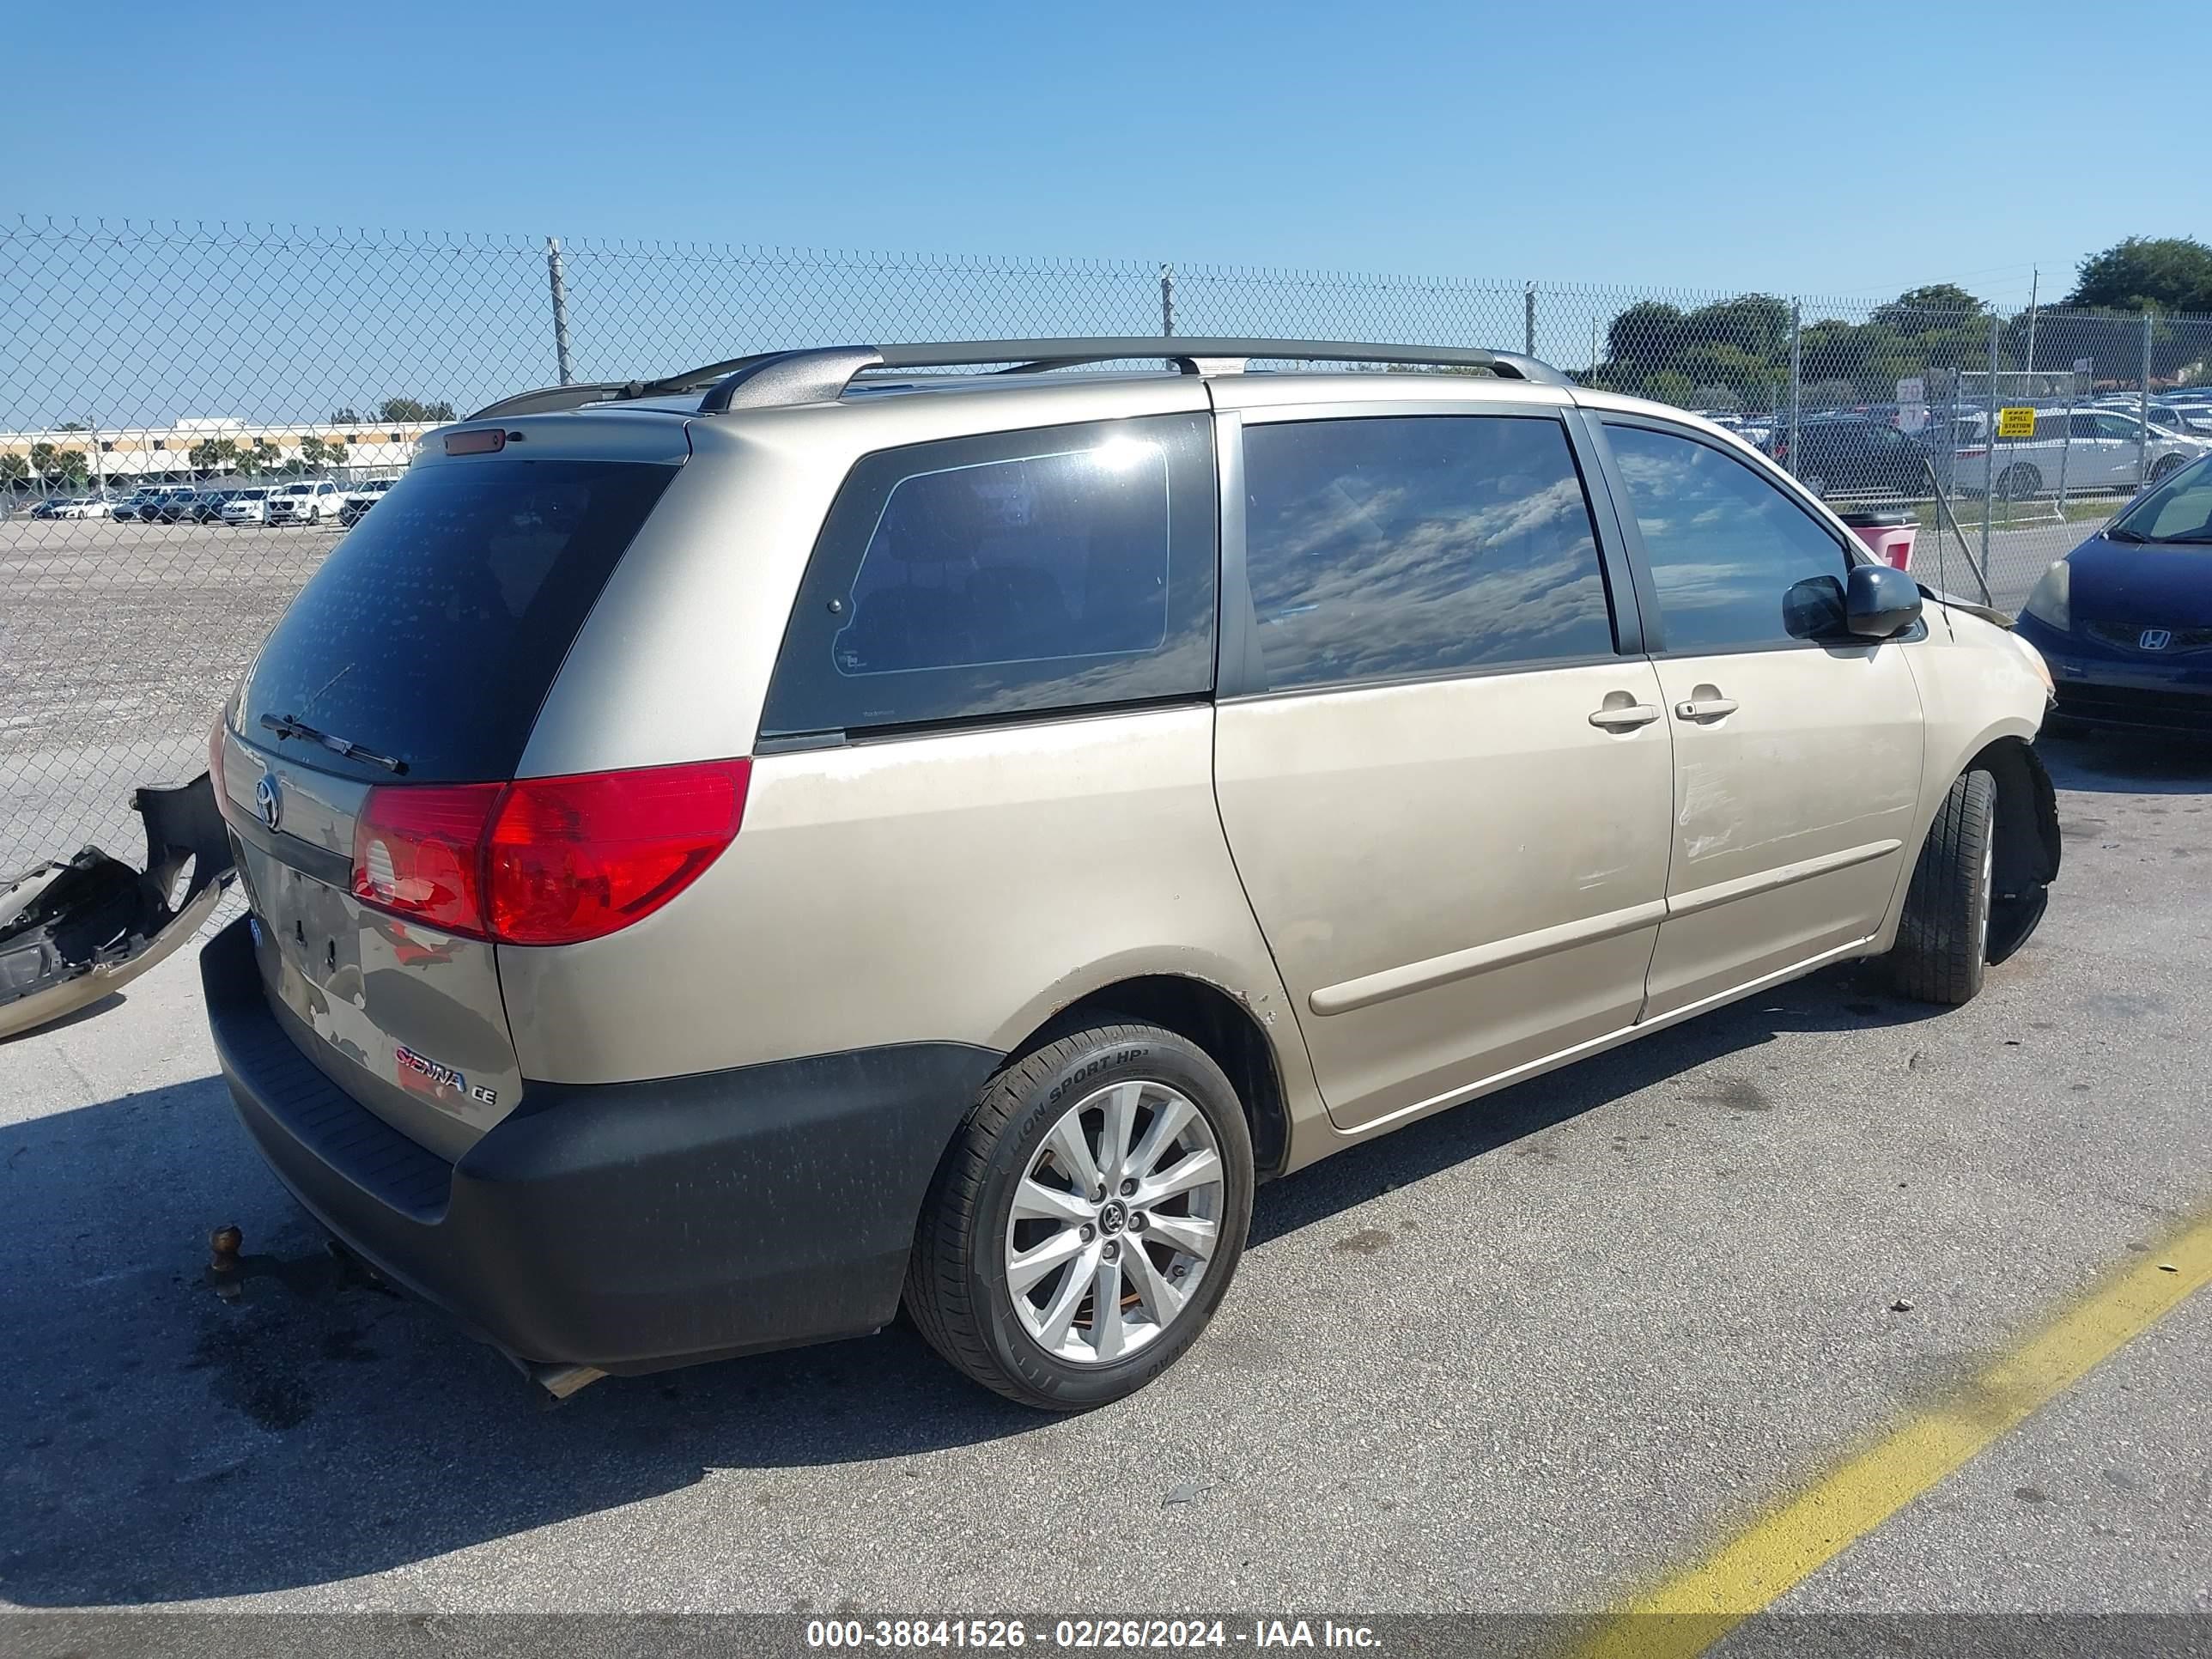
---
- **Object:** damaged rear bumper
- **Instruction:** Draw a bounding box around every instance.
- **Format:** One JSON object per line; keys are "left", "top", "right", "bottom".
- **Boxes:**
{"left": 200, "top": 915, "right": 1000, "bottom": 1374}
{"left": 0, "top": 774, "right": 234, "bottom": 1039}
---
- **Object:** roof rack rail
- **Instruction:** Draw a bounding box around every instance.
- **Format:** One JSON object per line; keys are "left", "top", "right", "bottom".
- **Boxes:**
{"left": 468, "top": 337, "right": 1571, "bottom": 422}
{"left": 467, "top": 351, "right": 801, "bottom": 421}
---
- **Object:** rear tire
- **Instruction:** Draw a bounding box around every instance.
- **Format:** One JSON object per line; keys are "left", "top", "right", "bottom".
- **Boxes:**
{"left": 905, "top": 1021, "right": 1254, "bottom": 1412}
{"left": 1889, "top": 769, "right": 1996, "bottom": 1006}
{"left": 2151, "top": 453, "right": 2185, "bottom": 483}
{"left": 1995, "top": 464, "right": 2041, "bottom": 498}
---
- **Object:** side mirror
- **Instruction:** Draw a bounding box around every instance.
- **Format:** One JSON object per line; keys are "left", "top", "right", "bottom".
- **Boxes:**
{"left": 1844, "top": 562, "right": 1922, "bottom": 639}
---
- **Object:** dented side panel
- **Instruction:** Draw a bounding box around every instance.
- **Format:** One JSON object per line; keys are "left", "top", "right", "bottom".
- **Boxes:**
{"left": 1641, "top": 642, "right": 1925, "bottom": 1018}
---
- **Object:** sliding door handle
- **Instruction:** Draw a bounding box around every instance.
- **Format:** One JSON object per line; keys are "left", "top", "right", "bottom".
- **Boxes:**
{"left": 1588, "top": 702, "right": 1662, "bottom": 731}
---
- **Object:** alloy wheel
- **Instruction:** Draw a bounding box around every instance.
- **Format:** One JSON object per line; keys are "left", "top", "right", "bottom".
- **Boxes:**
{"left": 1004, "top": 1079, "right": 1225, "bottom": 1366}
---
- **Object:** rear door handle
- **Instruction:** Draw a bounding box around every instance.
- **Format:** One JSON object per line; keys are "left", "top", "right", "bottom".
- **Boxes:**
{"left": 1675, "top": 697, "right": 1740, "bottom": 722}
{"left": 1588, "top": 702, "right": 1662, "bottom": 731}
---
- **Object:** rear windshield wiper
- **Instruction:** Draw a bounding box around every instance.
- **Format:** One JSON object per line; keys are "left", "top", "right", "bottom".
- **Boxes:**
{"left": 258, "top": 713, "right": 408, "bottom": 774}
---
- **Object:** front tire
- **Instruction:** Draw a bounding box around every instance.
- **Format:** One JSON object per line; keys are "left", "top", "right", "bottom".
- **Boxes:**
{"left": 906, "top": 1021, "right": 1255, "bottom": 1411}
{"left": 1889, "top": 769, "right": 1996, "bottom": 1005}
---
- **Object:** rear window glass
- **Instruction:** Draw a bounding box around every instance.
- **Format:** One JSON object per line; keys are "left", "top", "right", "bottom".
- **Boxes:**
{"left": 240, "top": 458, "right": 678, "bottom": 783}
{"left": 762, "top": 415, "right": 1216, "bottom": 736}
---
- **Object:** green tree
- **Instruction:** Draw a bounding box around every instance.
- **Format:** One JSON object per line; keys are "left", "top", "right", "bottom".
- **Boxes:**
{"left": 300, "top": 435, "right": 349, "bottom": 471}
{"left": 1798, "top": 318, "right": 1873, "bottom": 388}
{"left": 189, "top": 437, "right": 243, "bottom": 475}
{"left": 1, "top": 454, "right": 30, "bottom": 489}
{"left": 1681, "top": 295, "right": 1792, "bottom": 362}
{"left": 28, "top": 443, "right": 88, "bottom": 487}
{"left": 1589, "top": 280, "right": 2066, "bottom": 411}
{"left": 2067, "top": 237, "right": 2212, "bottom": 313}
{"left": 330, "top": 406, "right": 362, "bottom": 424}
{"left": 1872, "top": 285, "right": 1984, "bottom": 327}
{"left": 376, "top": 396, "right": 456, "bottom": 424}
{"left": 1671, "top": 340, "right": 1772, "bottom": 406}
{"left": 55, "top": 420, "right": 88, "bottom": 433}
{"left": 1606, "top": 300, "right": 1686, "bottom": 369}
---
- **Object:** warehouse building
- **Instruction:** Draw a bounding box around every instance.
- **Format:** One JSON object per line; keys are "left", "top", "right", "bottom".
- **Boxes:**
{"left": 2, "top": 417, "right": 434, "bottom": 490}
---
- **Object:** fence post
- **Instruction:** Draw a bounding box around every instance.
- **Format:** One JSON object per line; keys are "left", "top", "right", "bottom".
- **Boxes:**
{"left": 546, "top": 236, "right": 574, "bottom": 386}
{"left": 1524, "top": 283, "right": 1536, "bottom": 357}
{"left": 2056, "top": 369, "right": 2075, "bottom": 514}
{"left": 1982, "top": 313, "right": 2000, "bottom": 583}
{"left": 1159, "top": 263, "right": 1175, "bottom": 338}
{"left": 1786, "top": 300, "right": 1802, "bottom": 477}
{"left": 2138, "top": 307, "right": 2154, "bottom": 486}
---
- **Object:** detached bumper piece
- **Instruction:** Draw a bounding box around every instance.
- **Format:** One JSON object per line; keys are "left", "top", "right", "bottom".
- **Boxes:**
{"left": 201, "top": 916, "right": 1000, "bottom": 1376}
{"left": 0, "top": 773, "right": 234, "bottom": 1039}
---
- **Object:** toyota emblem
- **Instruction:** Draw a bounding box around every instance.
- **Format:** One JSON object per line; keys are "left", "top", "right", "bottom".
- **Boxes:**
{"left": 255, "top": 771, "right": 283, "bottom": 833}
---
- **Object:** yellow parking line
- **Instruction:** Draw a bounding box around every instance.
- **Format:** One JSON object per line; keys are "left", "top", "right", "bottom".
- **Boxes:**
{"left": 1571, "top": 1210, "right": 2212, "bottom": 1659}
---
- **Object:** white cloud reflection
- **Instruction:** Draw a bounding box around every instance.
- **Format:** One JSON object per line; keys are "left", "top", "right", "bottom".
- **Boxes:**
{"left": 1243, "top": 418, "right": 1614, "bottom": 689}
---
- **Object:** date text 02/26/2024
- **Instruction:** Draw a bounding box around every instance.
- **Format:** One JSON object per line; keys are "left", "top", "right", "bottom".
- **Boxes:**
{"left": 804, "top": 1620, "right": 1382, "bottom": 1650}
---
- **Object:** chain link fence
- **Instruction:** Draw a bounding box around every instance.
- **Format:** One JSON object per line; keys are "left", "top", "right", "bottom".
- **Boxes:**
{"left": 5, "top": 215, "right": 2212, "bottom": 880}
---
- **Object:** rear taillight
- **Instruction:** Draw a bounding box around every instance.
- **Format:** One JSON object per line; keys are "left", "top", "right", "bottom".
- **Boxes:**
{"left": 349, "top": 758, "right": 750, "bottom": 946}
{"left": 352, "top": 781, "right": 504, "bottom": 935}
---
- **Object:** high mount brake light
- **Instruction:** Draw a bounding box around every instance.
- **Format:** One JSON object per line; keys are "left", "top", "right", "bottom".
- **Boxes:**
{"left": 349, "top": 758, "right": 751, "bottom": 945}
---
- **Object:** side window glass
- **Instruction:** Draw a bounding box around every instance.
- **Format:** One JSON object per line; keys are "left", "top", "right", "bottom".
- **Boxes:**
{"left": 1238, "top": 415, "right": 1614, "bottom": 692}
{"left": 1606, "top": 422, "right": 1851, "bottom": 653}
{"left": 761, "top": 415, "right": 1216, "bottom": 736}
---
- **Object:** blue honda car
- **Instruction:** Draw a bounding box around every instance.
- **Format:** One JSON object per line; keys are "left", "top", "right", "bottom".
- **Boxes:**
{"left": 2014, "top": 453, "right": 2212, "bottom": 736}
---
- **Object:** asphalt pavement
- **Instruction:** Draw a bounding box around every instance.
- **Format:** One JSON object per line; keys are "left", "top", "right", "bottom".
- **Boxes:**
{"left": 2, "top": 732, "right": 2208, "bottom": 1626}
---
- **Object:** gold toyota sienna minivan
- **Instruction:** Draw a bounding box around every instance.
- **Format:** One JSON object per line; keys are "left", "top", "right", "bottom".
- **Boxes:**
{"left": 204, "top": 338, "right": 2061, "bottom": 1410}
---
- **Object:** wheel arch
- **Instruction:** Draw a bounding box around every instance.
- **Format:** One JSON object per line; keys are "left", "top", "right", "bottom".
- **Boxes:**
{"left": 1965, "top": 733, "right": 2060, "bottom": 963}
{"left": 1004, "top": 975, "right": 1296, "bottom": 1182}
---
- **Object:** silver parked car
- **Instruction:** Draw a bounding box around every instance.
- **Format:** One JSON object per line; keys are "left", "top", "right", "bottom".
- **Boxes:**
{"left": 1956, "top": 407, "right": 2208, "bottom": 496}
{"left": 204, "top": 337, "right": 2061, "bottom": 1410}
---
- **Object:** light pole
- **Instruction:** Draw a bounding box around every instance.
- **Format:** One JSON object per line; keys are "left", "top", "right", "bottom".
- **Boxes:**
{"left": 86, "top": 416, "right": 106, "bottom": 498}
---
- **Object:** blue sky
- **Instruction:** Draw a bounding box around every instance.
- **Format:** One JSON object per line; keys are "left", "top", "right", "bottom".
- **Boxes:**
{"left": 7, "top": 0, "right": 2201, "bottom": 310}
